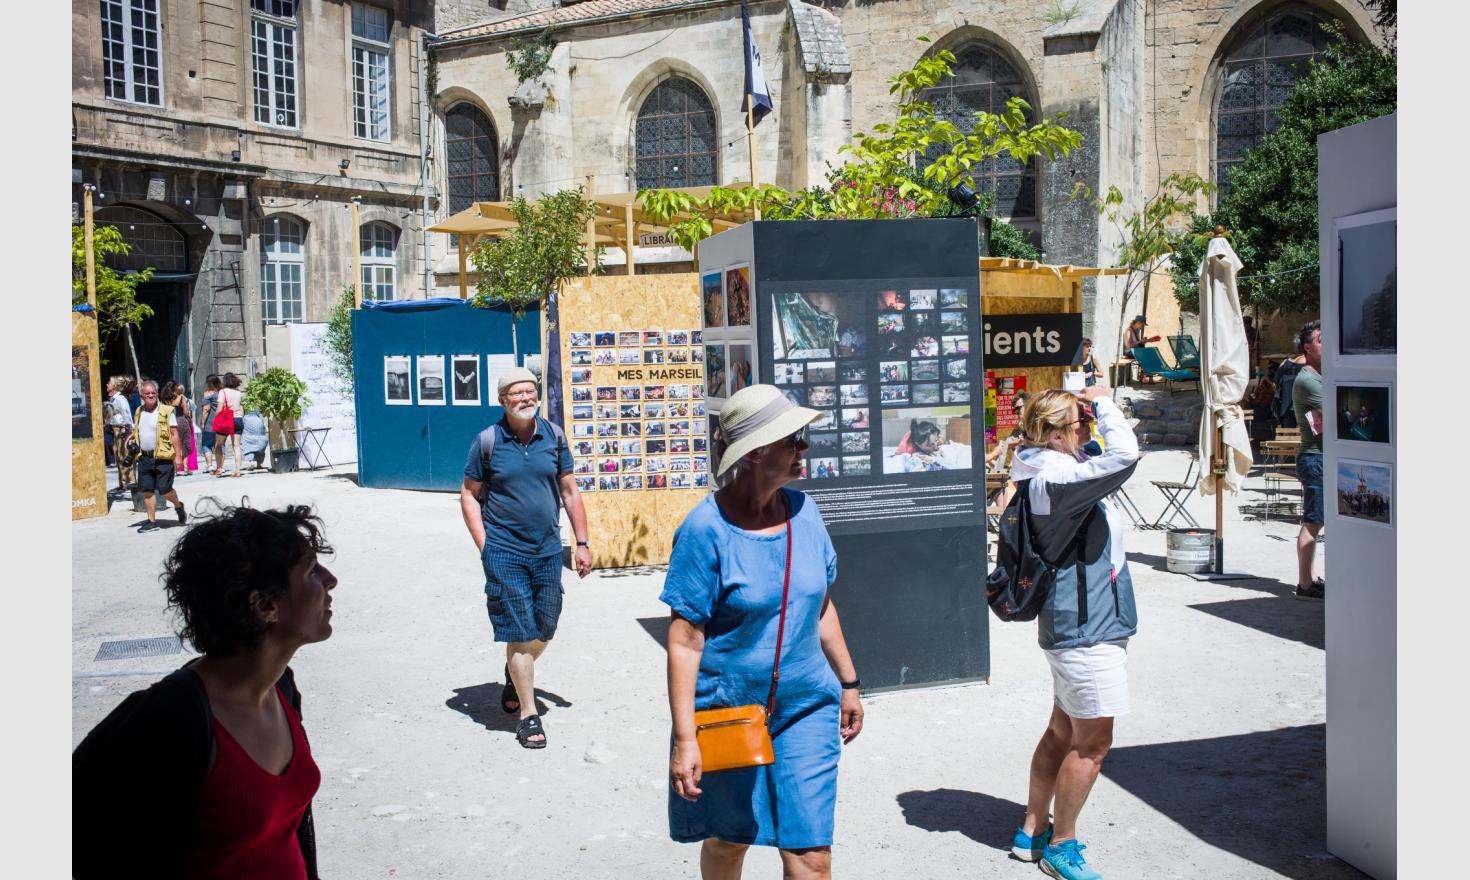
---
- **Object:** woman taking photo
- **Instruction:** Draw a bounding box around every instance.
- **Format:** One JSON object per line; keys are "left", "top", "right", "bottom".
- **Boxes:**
{"left": 73, "top": 503, "right": 337, "bottom": 879}
{"left": 664, "top": 384, "right": 863, "bottom": 879}
{"left": 1003, "top": 386, "right": 1139, "bottom": 880}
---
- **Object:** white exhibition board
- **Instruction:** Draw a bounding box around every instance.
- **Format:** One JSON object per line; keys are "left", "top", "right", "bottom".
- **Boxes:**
{"left": 287, "top": 323, "right": 359, "bottom": 466}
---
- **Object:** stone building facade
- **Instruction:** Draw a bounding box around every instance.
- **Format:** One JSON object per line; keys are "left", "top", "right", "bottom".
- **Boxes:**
{"left": 425, "top": 0, "right": 1386, "bottom": 363}
{"left": 72, "top": 0, "right": 436, "bottom": 387}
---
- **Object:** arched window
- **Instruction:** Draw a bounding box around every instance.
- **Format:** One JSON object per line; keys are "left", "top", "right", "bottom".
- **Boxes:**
{"left": 261, "top": 215, "right": 305, "bottom": 325}
{"left": 360, "top": 221, "right": 398, "bottom": 301}
{"left": 635, "top": 77, "right": 717, "bottom": 190}
{"left": 446, "top": 104, "right": 500, "bottom": 215}
{"left": 1214, "top": 7, "right": 1332, "bottom": 194}
{"left": 95, "top": 206, "right": 186, "bottom": 272}
{"left": 920, "top": 43, "right": 1037, "bottom": 222}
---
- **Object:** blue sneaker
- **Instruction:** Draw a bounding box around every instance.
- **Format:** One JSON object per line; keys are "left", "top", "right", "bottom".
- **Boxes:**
{"left": 1039, "top": 839, "right": 1102, "bottom": 880}
{"left": 1012, "top": 824, "right": 1052, "bottom": 861}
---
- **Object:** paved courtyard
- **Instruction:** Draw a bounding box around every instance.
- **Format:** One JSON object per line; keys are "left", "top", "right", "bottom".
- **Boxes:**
{"left": 71, "top": 447, "right": 1361, "bottom": 879}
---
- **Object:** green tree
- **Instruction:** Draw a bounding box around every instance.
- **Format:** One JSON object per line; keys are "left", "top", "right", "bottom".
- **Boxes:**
{"left": 1170, "top": 32, "right": 1396, "bottom": 314}
{"left": 1073, "top": 173, "right": 1216, "bottom": 356}
{"left": 72, "top": 223, "right": 154, "bottom": 376}
{"left": 638, "top": 37, "right": 1081, "bottom": 251}
{"left": 322, "top": 283, "right": 355, "bottom": 389}
{"left": 471, "top": 187, "right": 598, "bottom": 359}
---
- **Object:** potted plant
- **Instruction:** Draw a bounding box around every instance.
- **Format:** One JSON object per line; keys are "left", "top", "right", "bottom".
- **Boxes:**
{"left": 242, "top": 367, "right": 312, "bottom": 473}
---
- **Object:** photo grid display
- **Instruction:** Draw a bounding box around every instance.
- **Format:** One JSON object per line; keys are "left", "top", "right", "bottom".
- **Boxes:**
{"left": 569, "top": 328, "right": 708, "bottom": 493}
{"left": 768, "top": 286, "right": 975, "bottom": 480}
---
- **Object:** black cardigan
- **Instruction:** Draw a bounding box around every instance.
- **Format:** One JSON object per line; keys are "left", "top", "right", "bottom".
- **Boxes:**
{"left": 72, "top": 663, "right": 319, "bottom": 879}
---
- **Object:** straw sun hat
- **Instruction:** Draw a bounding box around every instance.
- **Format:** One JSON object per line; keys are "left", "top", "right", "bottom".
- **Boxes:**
{"left": 715, "top": 384, "right": 821, "bottom": 478}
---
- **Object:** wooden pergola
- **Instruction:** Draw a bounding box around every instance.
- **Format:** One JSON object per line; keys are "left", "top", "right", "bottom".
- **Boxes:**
{"left": 426, "top": 183, "right": 755, "bottom": 298}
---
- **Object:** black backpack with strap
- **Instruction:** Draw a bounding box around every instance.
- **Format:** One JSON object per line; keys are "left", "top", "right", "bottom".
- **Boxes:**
{"left": 985, "top": 479, "right": 1088, "bottom": 623}
{"left": 476, "top": 417, "right": 569, "bottom": 511}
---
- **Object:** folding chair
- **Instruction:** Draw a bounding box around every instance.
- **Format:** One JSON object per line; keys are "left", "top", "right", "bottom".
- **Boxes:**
{"left": 1131, "top": 346, "right": 1200, "bottom": 393}
{"left": 1261, "top": 469, "right": 1302, "bottom": 522}
{"left": 1167, "top": 335, "right": 1201, "bottom": 372}
{"left": 1148, "top": 454, "right": 1201, "bottom": 528}
{"left": 1109, "top": 484, "right": 1149, "bottom": 528}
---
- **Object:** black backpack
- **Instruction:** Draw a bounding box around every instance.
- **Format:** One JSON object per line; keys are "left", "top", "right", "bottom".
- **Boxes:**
{"left": 985, "top": 480, "right": 1085, "bottom": 623}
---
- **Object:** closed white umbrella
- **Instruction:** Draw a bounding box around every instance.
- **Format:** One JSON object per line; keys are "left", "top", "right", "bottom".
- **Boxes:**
{"left": 1193, "top": 231, "right": 1253, "bottom": 578}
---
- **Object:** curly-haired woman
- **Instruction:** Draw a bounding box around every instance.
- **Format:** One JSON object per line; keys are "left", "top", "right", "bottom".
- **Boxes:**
{"left": 73, "top": 504, "right": 337, "bottom": 880}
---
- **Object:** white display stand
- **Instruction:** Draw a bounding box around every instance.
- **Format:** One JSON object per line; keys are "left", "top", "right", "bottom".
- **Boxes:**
{"left": 286, "top": 323, "right": 359, "bottom": 467}
{"left": 1319, "top": 112, "right": 1395, "bottom": 879}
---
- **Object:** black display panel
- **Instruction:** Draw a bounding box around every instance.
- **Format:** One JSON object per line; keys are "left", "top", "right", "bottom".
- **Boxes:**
{"left": 751, "top": 219, "right": 988, "bottom": 688}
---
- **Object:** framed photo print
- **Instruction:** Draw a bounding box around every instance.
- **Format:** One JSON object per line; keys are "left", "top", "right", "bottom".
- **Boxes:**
{"left": 450, "top": 355, "right": 481, "bottom": 406}
{"left": 384, "top": 355, "right": 412, "bottom": 405}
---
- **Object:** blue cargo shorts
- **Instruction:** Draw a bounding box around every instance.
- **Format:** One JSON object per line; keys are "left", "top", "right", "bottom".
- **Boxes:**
{"left": 1296, "top": 452, "right": 1324, "bottom": 525}
{"left": 482, "top": 547, "right": 564, "bottom": 643}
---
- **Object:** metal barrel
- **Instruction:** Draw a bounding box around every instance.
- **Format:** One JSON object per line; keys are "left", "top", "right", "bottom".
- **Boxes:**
{"left": 1166, "top": 528, "right": 1215, "bottom": 574}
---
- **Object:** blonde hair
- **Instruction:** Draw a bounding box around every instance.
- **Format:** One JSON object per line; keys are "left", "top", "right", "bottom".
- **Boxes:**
{"left": 1018, "top": 389, "right": 1080, "bottom": 450}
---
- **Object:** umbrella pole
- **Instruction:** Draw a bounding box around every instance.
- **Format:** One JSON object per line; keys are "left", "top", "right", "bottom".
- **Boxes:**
{"left": 1214, "top": 416, "right": 1225, "bottom": 573}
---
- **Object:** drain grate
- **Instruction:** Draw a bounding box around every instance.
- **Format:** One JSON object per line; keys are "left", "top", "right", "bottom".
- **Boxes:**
{"left": 94, "top": 637, "right": 183, "bottom": 662}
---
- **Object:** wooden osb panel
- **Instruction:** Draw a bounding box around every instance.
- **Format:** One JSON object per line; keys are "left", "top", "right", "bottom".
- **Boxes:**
{"left": 559, "top": 274, "right": 706, "bottom": 570}
{"left": 72, "top": 313, "right": 108, "bottom": 520}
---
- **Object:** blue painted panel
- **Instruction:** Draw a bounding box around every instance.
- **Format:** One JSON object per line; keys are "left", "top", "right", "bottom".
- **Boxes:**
{"left": 351, "top": 301, "right": 540, "bottom": 490}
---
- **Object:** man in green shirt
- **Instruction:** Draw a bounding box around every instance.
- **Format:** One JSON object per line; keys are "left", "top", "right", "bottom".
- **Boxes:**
{"left": 1291, "top": 320, "right": 1324, "bottom": 600}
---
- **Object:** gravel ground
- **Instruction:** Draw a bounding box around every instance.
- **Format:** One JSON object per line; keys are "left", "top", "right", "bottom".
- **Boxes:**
{"left": 72, "top": 450, "right": 1364, "bottom": 879}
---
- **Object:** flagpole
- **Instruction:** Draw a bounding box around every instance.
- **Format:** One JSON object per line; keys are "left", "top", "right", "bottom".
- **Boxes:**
{"left": 746, "top": 94, "right": 761, "bottom": 221}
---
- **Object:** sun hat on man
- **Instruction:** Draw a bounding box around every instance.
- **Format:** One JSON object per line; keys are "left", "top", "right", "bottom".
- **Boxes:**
{"left": 497, "top": 367, "right": 539, "bottom": 395}
{"left": 714, "top": 384, "right": 821, "bottom": 478}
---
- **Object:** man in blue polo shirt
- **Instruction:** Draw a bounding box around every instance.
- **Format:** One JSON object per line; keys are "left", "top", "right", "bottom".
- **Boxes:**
{"left": 460, "top": 367, "right": 593, "bottom": 749}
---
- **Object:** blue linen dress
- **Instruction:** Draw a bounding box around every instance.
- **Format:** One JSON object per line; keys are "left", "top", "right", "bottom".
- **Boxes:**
{"left": 661, "top": 487, "right": 842, "bottom": 848}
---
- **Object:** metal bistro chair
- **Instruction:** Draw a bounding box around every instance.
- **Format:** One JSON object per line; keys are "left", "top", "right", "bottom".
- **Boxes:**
{"left": 1131, "top": 346, "right": 1200, "bottom": 393}
{"left": 1168, "top": 335, "right": 1202, "bottom": 372}
{"left": 1148, "top": 453, "right": 1201, "bottom": 529}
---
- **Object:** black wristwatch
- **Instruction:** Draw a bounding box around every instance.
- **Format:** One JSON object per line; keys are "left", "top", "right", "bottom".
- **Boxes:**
{"left": 840, "top": 678, "right": 862, "bottom": 690}
{"left": 576, "top": 540, "right": 589, "bottom": 547}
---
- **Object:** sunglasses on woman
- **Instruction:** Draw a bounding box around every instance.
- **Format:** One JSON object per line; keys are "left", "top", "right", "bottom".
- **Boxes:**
{"left": 784, "top": 427, "right": 809, "bottom": 449}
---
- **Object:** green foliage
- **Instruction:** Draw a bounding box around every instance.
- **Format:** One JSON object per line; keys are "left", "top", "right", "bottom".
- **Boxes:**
{"left": 72, "top": 222, "right": 155, "bottom": 348}
{"left": 243, "top": 367, "right": 311, "bottom": 425}
{"left": 505, "top": 26, "right": 556, "bottom": 84}
{"left": 322, "top": 283, "right": 355, "bottom": 388}
{"left": 471, "top": 187, "right": 597, "bottom": 319}
{"left": 989, "top": 217, "right": 1039, "bottom": 261}
{"left": 1041, "top": 0, "right": 1084, "bottom": 27}
{"left": 1073, "top": 172, "right": 1215, "bottom": 352}
{"left": 637, "top": 37, "right": 1082, "bottom": 249}
{"left": 1170, "top": 33, "right": 1396, "bottom": 314}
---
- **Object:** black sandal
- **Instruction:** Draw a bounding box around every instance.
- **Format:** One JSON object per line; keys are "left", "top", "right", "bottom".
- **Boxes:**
{"left": 515, "top": 714, "right": 547, "bottom": 749}
{"left": 501, "top": 665, "right": 519, "bottom": 714}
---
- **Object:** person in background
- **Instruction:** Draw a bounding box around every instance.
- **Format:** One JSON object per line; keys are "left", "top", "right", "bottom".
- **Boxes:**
{"left": 986, "top": 393, "right": 1029, "bottom": 509}
{"left": 200, "top": 375, "right": 221, "bottom": 475}
{"left": 1291, "top": 320, "right": 1325, "bottom": 601}
{"left": 72, "top": 503, "right": 334, "bottom": 879}
{"left": 133, "top": 380, "right": 186, "bottom": 533}
{"left": 1005, "top": 386, "right": 1140, "bottom": 880}
{"left": 665, "top": 383, "right": 862, "bottom": 880}
{"left": 162, "top": 380, "right": 197, "bottom": 477}
{"left": 1076, "top": 339, "right": 1101, "bottom": 387}
{"left": 105, "top": 376, "right": 136, "bottom": 494}
{"left": 1121, "top": 317, "right": 1161, "bottom": 383}
{"left": 215, "top": 373, "right": 245, "bottom": 478}
{"left": 1272, "top": 354, "right": 1305, "bottom": 431}
{"left": 1248, "top": 361, "right": 1280, "bottom": 457}
{"left": 459, "top": 368, "right": 593, "bottom": 749}
{"left": 1242, "top": 315, "right": 1260, "bottom": 373}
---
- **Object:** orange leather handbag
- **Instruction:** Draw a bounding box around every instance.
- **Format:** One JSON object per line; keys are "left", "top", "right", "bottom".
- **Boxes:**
{"left": 693, "top": 502, "right": 793, "bottom": 773}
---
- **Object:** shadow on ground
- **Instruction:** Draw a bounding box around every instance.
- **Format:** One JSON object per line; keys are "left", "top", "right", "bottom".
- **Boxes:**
{"left": 895, "top": 788, "right": 1024, "bottom": 852}
{"left": 320, "top": 471, "right": 360, "bottom": 486}
{"left": 1128, "top": 552, "right": 1284, "bottom": 594}
{"left": 445, "top": 682, "right": 572, "bottom": 737}
{"left": 1189, "top": 596, "right": 1324, "bottom": 649}
{"left": 636, "top": 616, "right": 670, "bottom": 649}
{"left": 1104, "top": 725, "right": 1366, "bottom": 879}
{"left": 601, "top": 565, "right": 668, "bottom": 579}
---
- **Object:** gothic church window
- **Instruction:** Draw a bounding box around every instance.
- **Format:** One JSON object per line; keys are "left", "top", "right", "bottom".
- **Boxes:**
{"left": 635, "top": 78, "right": 718, "bottom": 190}
{"left": 1214, "top": 7, "right": 1332, "bottom": 195}
{"left": 101, "top": 0, "right": 162, "bottom": 106}
{"left": 920, "top": 43, "right": 1037, "bottom": 222}
{"left": 446, "top": 104, "right": 500, "bottom": 215}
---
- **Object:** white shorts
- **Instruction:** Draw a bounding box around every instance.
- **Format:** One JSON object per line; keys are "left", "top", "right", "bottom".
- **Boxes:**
{"left": 1044, "top": 639, "right": 1130, "bottom": 719}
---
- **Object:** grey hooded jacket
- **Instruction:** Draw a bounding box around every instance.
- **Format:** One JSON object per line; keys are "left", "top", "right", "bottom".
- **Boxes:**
{"left": 1007, "top": 397, "right": 1140, "bottom": 649}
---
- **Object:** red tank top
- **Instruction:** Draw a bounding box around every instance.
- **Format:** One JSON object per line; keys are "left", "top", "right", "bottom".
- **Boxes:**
{"left": 186, "top": 685, "right": 321, "bottom": 880}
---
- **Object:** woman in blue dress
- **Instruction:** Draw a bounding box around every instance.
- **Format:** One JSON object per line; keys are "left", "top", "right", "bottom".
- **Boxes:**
{"left": 663, "top": 384, "right": 864, "bottom": 879}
